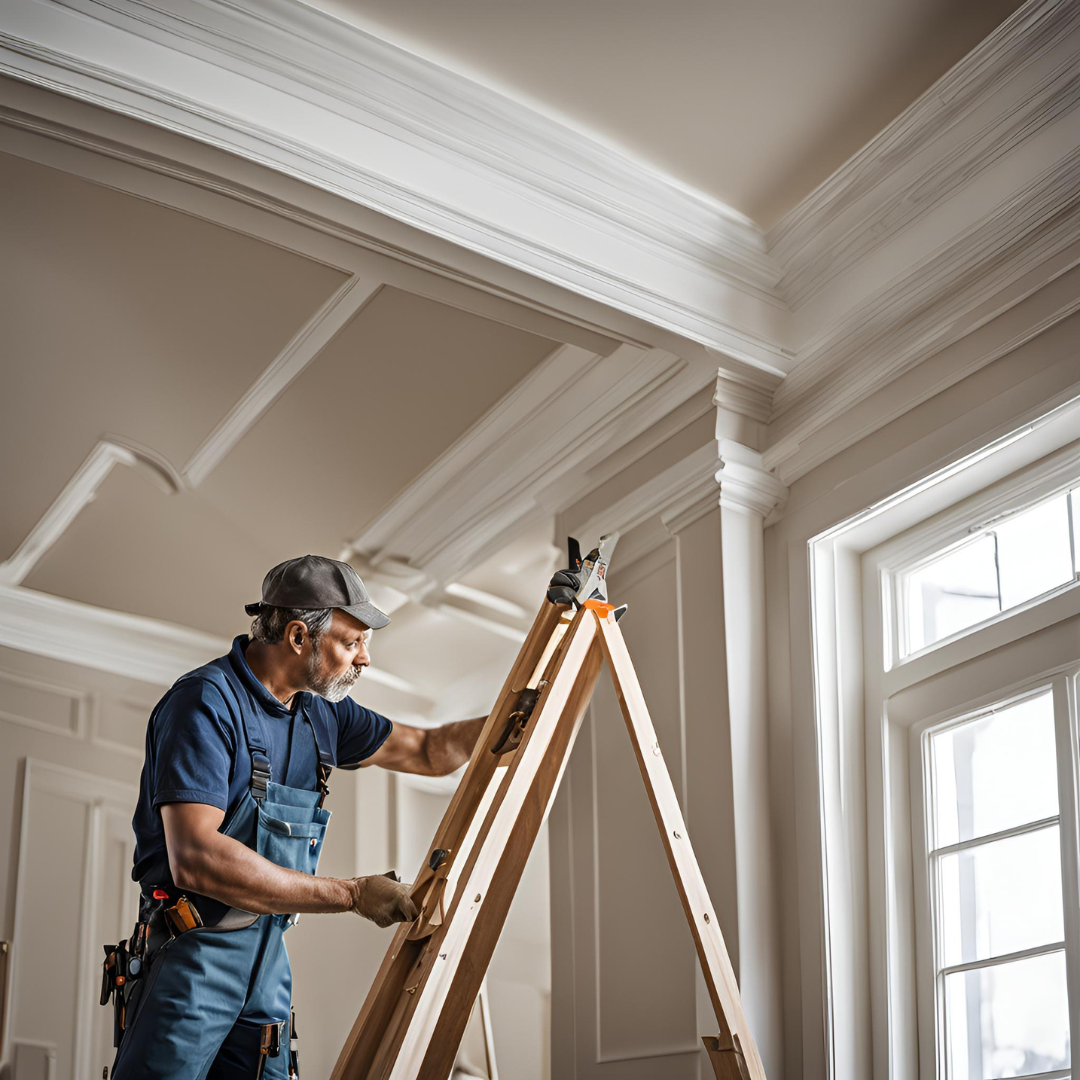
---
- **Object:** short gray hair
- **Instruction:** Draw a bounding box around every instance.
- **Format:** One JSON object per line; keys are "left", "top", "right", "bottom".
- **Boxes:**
{"left": 250, "top": 605, "right": 334, "bottom": 645}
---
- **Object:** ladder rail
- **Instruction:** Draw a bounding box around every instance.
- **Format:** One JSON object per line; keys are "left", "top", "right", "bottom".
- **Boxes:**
{"left": 595, "top": 610, "right": 767, "bottom": 1080}
{"left": 389, "top": 611, "right": 603, "bottom": 1080}
{"left": 330, "top": 598, "right": 565, "bottom": 1077}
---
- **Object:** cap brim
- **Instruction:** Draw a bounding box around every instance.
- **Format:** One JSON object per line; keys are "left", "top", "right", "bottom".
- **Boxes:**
{"left": 340, "top": 601, "right": 391, "bottom": 631}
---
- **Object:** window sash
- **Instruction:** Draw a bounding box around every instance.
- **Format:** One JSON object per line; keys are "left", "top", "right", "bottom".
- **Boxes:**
{"left": 911, "top": 672, "right": 1080, "bottom": 1080}
{"left": 937, "top": 939, "right": 1065, "bottom": 979}
{"left": 870, "top": 444, "right": 1080, "bottom": 668}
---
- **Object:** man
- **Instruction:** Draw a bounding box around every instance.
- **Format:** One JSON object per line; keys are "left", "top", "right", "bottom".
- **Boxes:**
{"left": 108, "top": 555, "right": 486, "bottom": 1079}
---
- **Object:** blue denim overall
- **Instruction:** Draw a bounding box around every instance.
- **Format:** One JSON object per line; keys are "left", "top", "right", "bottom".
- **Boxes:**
{"left": 112, "top": 699, "right": 332, "bottom": 1080}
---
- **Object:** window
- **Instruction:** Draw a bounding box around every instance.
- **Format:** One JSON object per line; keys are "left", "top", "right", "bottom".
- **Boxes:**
{"left": 900, "top": 487, "right": 1079, "bottom": 657}
{"left": 812, "top": 406, "right": 1080, "bottom": 1080}
{"left": 923, "top": 689, "right": 1072, "bottom": 1080}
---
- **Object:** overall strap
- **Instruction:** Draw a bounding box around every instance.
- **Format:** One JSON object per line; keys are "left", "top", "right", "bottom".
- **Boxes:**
{"left": 301, "top": 702, "right": 334, "bottom": 808}
{"left": 224, "top": 682, "right": 270, "bottom": 803}
{"left": 236, "top": 691, "right": 272, "bottom": 803}
{"left": 186, "top": 669, "right": 274, "bottom": 804}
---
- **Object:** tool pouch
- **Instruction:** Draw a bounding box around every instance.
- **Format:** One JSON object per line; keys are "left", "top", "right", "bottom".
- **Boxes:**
{"left": 100, "top": 931, "right": 147, "bottom": 1048}
{"left": 256, "top": 1021, "right": 287, "bottom": 1079}
{"left": 163, "top": 895, "right": 204, "bottom": 937}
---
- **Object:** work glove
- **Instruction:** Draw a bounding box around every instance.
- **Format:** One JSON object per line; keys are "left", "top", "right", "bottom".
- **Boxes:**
{"left": 350, "top": 873, "right": 418, "bottom": 928}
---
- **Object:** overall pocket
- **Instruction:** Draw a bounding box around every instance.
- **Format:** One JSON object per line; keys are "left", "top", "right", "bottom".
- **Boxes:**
{"left": 256, "top": 808, "right": 326, "bottom": 876}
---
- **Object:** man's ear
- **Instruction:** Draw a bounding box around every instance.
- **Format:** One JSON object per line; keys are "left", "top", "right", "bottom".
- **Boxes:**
{"left": 285, "top": 619, "right": 308, "bottom": 654}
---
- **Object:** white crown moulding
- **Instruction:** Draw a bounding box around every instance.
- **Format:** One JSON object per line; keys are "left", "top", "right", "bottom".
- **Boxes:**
{"left": 0, "top": 584, "right": 433, "bottom": 712}
{"left": 0, "top": 436, "right": 185, "bottom": 588}
{"left": 0, "top": 0, "right": 791, "bottom": 375}
{"left": 768, "top": 0, "right": 1080, "bottom": 307}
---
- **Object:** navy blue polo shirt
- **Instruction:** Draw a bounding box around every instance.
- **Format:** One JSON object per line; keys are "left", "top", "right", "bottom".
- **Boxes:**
{"left": 131, "top": 635, "right": 393, "bottom": 890}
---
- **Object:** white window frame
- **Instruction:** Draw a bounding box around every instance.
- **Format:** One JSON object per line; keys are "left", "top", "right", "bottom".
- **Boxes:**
{"left": 906, "top": 674, "right": 1080, "bottom": 1080}
{"left": 807, "top": 396, "right": 1080, "bottom": 1080}
{"left": 865, "top": 450, "right": 1080, "bottom": 1080}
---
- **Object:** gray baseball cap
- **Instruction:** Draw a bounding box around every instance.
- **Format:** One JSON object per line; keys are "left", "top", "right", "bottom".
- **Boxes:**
{"left": 244, "top": 554, "right": 390, "bottom": 630}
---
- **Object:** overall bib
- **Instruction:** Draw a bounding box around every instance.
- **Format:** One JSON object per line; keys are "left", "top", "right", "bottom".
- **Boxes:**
{"left": 111, "top": 696, "right": 332, "bottom": 1080}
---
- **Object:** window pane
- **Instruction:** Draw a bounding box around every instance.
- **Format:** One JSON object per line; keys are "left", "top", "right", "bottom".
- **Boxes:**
{"left": 930, "top": 692, "right": 1058, "bottom": 848}
{"left": 944, "top": 951, "right": 1069, "bottom": 1079}
{"left": 902, "top": 489, "right": 1078, "bottom": 655}
{"left": 996, "top": 492, "right": 1074, "bottom": 609}
{"left": 939, "top": 826, "right": 1064, "bottom": 967}
{"left": 907, "top": 535, "right": 1000, "bottom": 651}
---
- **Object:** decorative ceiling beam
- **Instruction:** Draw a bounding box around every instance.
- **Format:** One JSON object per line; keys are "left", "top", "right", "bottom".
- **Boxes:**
{"left": 0, "top": 0, "right": 790, "bottom": 373}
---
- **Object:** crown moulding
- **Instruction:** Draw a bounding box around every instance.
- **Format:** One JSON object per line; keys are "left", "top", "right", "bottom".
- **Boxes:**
{"left": 767, "top": 0, "right": 1080, "bottom": 298}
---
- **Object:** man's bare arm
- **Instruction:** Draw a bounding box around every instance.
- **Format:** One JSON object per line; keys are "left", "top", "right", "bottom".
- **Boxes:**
{"left": 363, "top": 717, "right": 486, "bottom": 776}
{"left": 161, "top": 802, "right": 415, "bottom": 927}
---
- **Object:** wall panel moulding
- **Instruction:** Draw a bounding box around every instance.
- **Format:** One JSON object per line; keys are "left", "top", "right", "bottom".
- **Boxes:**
{"left": 0, "top": 0, "right": 791, "bottom": 375}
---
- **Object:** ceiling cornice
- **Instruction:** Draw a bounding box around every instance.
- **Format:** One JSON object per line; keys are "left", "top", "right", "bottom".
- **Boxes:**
{"left": 766, "top": 144, "right": 1080, "bottom": 482}
{"left": 0, "top": 585, "right": 434, "bottom": 713}
{"left": 768, "top": 0, "right": 1080, "bottom": 307}
{"left": 0, "top": 0, "right": 1075, "bottom": 545}
{"left": 0, "top": 436, "right": 185, "bottom": 588}
{"left": 0, "top": 0, "right": 790, "bottom": 374}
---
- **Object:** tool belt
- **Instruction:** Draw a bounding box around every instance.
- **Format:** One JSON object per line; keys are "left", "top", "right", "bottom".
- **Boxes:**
{"left": 100, "top": 889, "right": 202, "bottom": 1050}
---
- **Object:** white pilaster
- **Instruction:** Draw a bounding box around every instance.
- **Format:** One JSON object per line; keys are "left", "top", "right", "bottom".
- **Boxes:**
{"left": 716, "top": 439, "right": 787, "bottom": 1077}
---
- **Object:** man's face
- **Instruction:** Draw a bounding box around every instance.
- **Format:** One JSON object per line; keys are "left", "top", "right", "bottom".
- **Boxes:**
{"left": 305, "top": 610, "right": 371, "bottom": 702}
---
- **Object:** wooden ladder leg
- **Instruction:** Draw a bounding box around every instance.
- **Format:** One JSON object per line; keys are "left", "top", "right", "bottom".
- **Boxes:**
{"left": 332, "top": 605, "right": 602, "bottom": 1080}
{"left": 399, "top": 611, "right": 604, "bottom": 1080}
{"left": 330, "top": 598, "right": 565, "bottom": 1079}
{"left": 594, "top": 610, "right": 769, "bottom": 1080}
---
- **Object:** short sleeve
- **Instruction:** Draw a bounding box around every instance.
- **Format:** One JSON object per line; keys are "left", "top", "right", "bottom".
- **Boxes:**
{"left": 151, "top": 679, "right": 235, "bottom": 810}
{"left": 333, "top": 697, "right": 393, "bottom": 768}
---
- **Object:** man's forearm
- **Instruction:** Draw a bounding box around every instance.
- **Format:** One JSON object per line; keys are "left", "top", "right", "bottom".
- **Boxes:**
{"left": 171, "top": 828, "right": 353, "bottom": 914}
{"left": 424, "top": 716, "right": 486, "bottom": 775}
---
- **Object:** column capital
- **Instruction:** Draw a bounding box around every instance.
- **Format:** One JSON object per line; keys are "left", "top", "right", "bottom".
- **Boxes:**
{"left": 716, "top": 440, "right": 788, "bottom": 518}
{"left": 712, "top": 369, "right": 777, "bottom": 426}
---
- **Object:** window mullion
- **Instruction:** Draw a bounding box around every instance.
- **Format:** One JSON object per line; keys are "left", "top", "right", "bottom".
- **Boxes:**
{"left": 938, "top": 939, "right": 1066, "bottom": 977}
{"left": 929, "top": 813, "right": 1061, "bottom": 859}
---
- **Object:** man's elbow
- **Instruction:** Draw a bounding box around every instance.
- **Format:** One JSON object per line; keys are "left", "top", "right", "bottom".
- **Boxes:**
{"left": 167, "top": 845, "right": 208, "bottom": 894}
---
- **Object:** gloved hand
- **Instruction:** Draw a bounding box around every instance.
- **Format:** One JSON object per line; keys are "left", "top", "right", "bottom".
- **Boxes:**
{"left": 348, "top": 874, "right": 418, "bottom": 928}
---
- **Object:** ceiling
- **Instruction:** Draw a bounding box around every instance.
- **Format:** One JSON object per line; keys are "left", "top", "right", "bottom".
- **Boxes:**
{"left": 1, "top": 150, "right": 564, "bottom": 714}
{"left": 308, "top": 0, "right": 1025, "bottom": 227}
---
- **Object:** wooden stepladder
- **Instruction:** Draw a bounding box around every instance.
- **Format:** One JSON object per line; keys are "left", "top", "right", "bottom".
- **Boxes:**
{"left": 331, "top": 537, "right": 767, "bottom": 1080}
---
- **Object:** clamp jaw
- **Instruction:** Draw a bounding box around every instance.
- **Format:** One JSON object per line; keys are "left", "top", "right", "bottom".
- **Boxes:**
{"left": 547, "top": 533, "right": 620, "bottom": 609}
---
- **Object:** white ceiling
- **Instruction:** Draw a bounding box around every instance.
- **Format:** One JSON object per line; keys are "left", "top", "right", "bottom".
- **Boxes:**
{"left": 308, "top": 0, "right": 1024, "bottom": 227}
{"left": 1, "top": 150, "right": 564, "bottom": 712}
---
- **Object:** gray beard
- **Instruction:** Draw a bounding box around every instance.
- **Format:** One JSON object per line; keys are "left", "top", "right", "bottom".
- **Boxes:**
{"left": 305, "top": 642, "right": 361, "bottom": 703}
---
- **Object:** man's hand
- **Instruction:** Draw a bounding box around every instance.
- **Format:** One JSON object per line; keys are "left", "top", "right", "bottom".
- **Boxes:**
{"left": 348, "top": 875, "right": 418, "bottom": 928}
